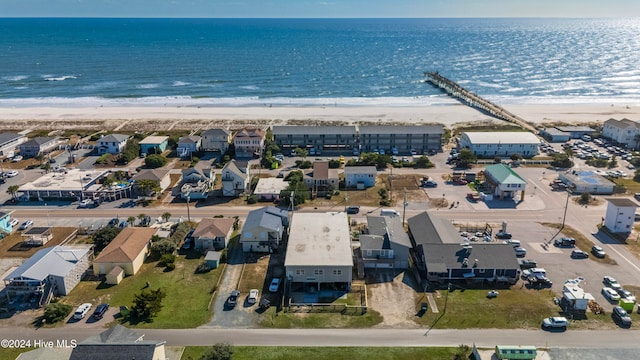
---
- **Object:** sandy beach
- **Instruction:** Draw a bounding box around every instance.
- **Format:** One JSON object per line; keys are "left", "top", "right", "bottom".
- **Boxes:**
{"left": 0, "top": 103, "right": 638, "bottom": 132}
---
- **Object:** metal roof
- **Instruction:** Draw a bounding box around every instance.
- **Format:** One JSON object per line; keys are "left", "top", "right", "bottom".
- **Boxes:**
{"left": 422, "top": 243, "right": 520, "bottom": 270}
{"left": 4, "top": 245, "right": 93, "bottom": 282}
{"left": 484, "top": 163, "right": 527, "bottom": 185}
{"left": 407, "top": 211, "right": 461, "bottom": 245}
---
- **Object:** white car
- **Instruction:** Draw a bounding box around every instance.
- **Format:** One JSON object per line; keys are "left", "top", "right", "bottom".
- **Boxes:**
{"left": 602, "top": 287, "right": 621, "bottom": 302}
{"left": 248, "top": 289, "right": 259, "bottom": 304}
{"left": 6, "top": 170, "right": 19, "bottom": 177}
{"left": 9, "top": 218, "right": 19, "bottom": 227}
{"left": 73, "top": 303, "right": 93, "bottom": 320}
{"left": 11, "top": 155, "right": 23, "bottom": 162}
{"left": 268, "top": 278, "right": 281, "bottom": 293}
{"left": 542, "top": 316, "right": 568, "bottom": 331}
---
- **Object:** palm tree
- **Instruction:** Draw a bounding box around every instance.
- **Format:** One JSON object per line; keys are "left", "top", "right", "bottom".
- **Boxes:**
{"left": 161, "top": 212, "right": 171, "bottom": 222}
{"left": 6, "top": 185, "right": 19, "bottom": 201}
{"left": 127, "top": 216, "right": 136, "bottom": 227}
{"left": 137, "top": 213, "right": 147, "bottom": 226}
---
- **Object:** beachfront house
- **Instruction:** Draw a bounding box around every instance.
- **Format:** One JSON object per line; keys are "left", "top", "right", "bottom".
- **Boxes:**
{"left": 192, "top": 218, "right": 235, "bottom": 251}
{"left": 344, "top": 166, "right": 376, "bottom": 189}
{"left": 240, "top": 206, "right": 289, "bottom": 253}
{"left": 201, "top": 128, "right": 231, "bottom": 153}
{"left": 180, "top": 167, "right": 214, "bottom": 200}
{"left": 359, "top": 125, "right": 444, "bottom": 155}
{"left": 458, "top": 132, "right": 540, "bottom": 158}
{"left": 0, "top": 132, "right": 27, "bottom": 157}
{"left": 303, "top": 161, "right": 339, "bottom": 197}
{"left": 139, "top": 135, "right": 169, "bottom": 155}
{"left": 272, "top": 125, "right": 357, "bottom": 155}
{"left": 176, "top": 135, "right": 202, "bottom": 158}
{"left": 483, "top": 163, "right": 528, "bottom": 200}
{"left": 233, "top": 127, "right": 266, "bottom": 158}
{"left": 18, "top": 137, "right": 60, "bottom": 158}
{"left": 97, "top": 134, "right": 130, "bottom": 155}
{"left": 604, "top": 198, "right": 637, "bottom": 234}
{"left": 221, "top": 159, "right": 250, "bottom": 197}
{"left": 602, "top": 118, "right": 640, "bottom": 149}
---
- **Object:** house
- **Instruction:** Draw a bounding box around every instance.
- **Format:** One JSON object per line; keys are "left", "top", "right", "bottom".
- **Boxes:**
{"left": 483, "top": 163, "right": 527, "bottom": 200}
{"left": 138, "top": 135, "right": 169, "bottom": 155}
{"left": 303, "top": 161, "right": 339, "bottom": 197}
{"left": 201, "top": 128, "right": 231, "bottom": 153}
{"left": 221, "top": 160, "right": 250, "bottom": 197}
{"left": 555, "top": 126, "right": 595, "bottom": 139}
{"left": 359, "top": 125, "right": 443, "bottom": 155}
{"left": 3, "top": 245, "right": 93, "bottom": 306}
{"left": 18, "top": 169, "right": 132, "bottom": 202}
{"left": 344, "top": 166, "right": 376, "bottom": 189}
{"left": 18, "top": 137, "right": 60, "bottom": 158}
{"left": 359, "top": 215, "right": 411, "bottom": 269}
{"left": 240, "top": 206, "right": 289, "bottom": 253}
{"left": 559, "top": 170, "right": 615, "bottom": 194}
{"left": 285, "top": 212, "right": 353, "bottom": 295}
{"left": 602, "top": 118, "right": 640, "bottom": 149}
{"left": 176, "top": 135, "right": 202, "bottom": 158}
{"left": 253, "top": 178, "right": 287, "bottom": 201}
{"left": 93, "top": 227, "right": 157, "bottom": 280}
{"left": 539, "top": 128, "right": 571, "bottom": 143}
{"left": 407, "top": 211, "right": 519, "bottom": 286}
{"left": 180, "top": 167, "right": 214, "bottom": 200}
{"left": 97, "top": 134, "right": 130, "bottom": 155}
{"left": 132, "top": 169, "right": 171, "bottom": 197}
{"left": 233, "top": 127, "right": 266, "bottom": 158}
{"left": 272, "top": 125, "right": 356, "bottom": 154}
{"left": 0, "top": 132, "right": 27, "bottom": 157}
{"left": 604, "top": 198, "right": 637, "bottom": 234}
{"left": 22, "top": 227, "right": 53, "bottom": 246}
{"left": 458, "top": 132, "right": 540, "bottom": 158}
{"left": 192, "top": 218, "right": 235, "bottom": 251}
{"left": 0, "top": 211, "right": 14, "bottom": 234}
{"left": 69, "top": 325, "right": 167, "bottom": 360}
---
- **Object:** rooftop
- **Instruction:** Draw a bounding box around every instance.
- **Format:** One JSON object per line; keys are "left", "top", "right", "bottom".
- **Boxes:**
{"left": 272, "top": 125, "right": 357, "bottom": 136}
{"left": 462, "top": 131, "right": 540, "bottom": 144}
{"left": 606, "top": 198, "right": 638, "bottom": 207}
{"left": 359, "top": 125, "right": 444, "bottom": 134}
{"left": 138, "top": 135, "right": 169, "bottom": 144}
{"left": 94, "top": 227, "right": 157, "bottom": 263}
{"left": 4, "top": 245, "right": 93, "bottom": 282}
{"left": 193, "top": 218, "right": 235, "bottom": 238}
{"left": 422, "top": 243, "right": 520, "bottom": 270}
{"left": 344, "top": 166, "right": 377, "bottom": 175}
{"left": 285, "top": 212, "right": 352, "bottom": 267}
{"left": 253, "top": 178, "right": 288, "bottom": 195}
{"left": 407, "top": 211, "right": 461, "bottom": 245}
{"left": 19, "top": 169, "right": 110, "bottom": 192}
{"left": 484, "top": 163, "right": 527, "bottom": 185}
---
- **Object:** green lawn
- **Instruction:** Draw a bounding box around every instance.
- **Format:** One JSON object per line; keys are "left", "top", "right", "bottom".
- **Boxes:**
{"left": 0, "top": 347, "right": 35, "bottom": 360}
{"left": 181, "top": 346, "right": 463, "bottom": 360}
{"left": 413, "top": 288, "right": 558, "bottom": 329}
{"left": 258, "top": 306, "right": 383, "bottom": 328}
{"left": 62, "top": 253, "right": 222, "bottom": 328}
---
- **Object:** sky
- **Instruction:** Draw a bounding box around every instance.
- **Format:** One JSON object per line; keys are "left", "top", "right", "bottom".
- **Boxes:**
{"left": 2, "top": 0, "right": 640, "bottom": 18}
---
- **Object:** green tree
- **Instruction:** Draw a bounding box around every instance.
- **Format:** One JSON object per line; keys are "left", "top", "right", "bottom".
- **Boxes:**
{"left": 6, "top": 185, "right": 20, "bottom": 201}
{"left": 294, "top": 147, "right": 308, "bottom": 158}
{"left": 161, "top": 212, "right": 171, "bottom": 222}
{"left": 456, "top": 149, "right": 477, "bottom": 168}
{"left": 608, "top": 155, "right": 618, "bottom": 169}
{"left": 144, "top": 154, "right": 168, "bottom": 168}
{"left": 43, "top": 303, "right": 73, "bottom": 324}
{"left": 551, "top": 153, "right": 574, "bottom": 168}
{"left": 117, "top": 139, "right": 140, "bottom": 165}
{"left": 131, "top": 288, "right": 167, "bottom": 322}
{"left": 92, "top": 226, "right": 123, "bottom": 253}
{"left": 510, "top": 153, "right": 523, "bottom": 161}
{"left": 151, "top": 239, "right": 176, "bottom": 256}
{"left": 493, "top": 156, "right": 502, "bottom": 163}
{"left": 580, "top": 192, "right": 592, "bottom": 204}
{"left": 137, "top": 213, "right": 147, "bottom": 226}
{"left": 40, "top": 162, "right": 51, "bottom": 173}
{"left": 200, "top": 343, "right": 234, "bottom": 360}
{"left": 414, "top": 156, "right": 434, "bottom": 168}
{"left": 453, "top": 344, "right": 471, "bottom": 360}
{"left": 127, "top": 216, "right": 136, "bottom": 227}
{"left": 135, "top": 179, "right": 162, "bottom": 197}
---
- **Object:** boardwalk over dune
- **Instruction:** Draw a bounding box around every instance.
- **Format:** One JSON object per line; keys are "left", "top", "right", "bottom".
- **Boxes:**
{"left": 424, "top": 71, "right": 537, "bottom": 133}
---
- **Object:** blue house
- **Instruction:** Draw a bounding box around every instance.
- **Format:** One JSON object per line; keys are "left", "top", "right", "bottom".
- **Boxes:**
{"left": 139, "top": 136, "right": 169, "bottom": 155}
{"left": 344, "top": 166, "right": 377, "bottom": 189}
{"left": 0, "top": 212, "right": 13, "bottom": 235}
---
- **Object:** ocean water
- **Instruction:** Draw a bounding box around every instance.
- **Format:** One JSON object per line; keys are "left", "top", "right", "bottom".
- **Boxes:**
{"left": 0, "top": 17, "right": 639, "bottom": 107}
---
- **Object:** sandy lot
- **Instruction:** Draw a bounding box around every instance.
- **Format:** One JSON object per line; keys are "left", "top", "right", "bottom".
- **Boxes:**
{"left": 366, "top": 271, "right": 421, "bottom": 329}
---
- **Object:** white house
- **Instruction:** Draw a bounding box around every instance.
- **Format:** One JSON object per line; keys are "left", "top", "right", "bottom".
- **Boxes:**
{"left": 285, "top": 212, "right": 353, "bottom": 293}
{"left": 344, "top": 166, "right": 376, "bottom": 189}
{"left": 176, "top": 135, "right": 202, "bottom": 158}
{"left": 221, "top": 160, "right": 250, "bottom": 197}
{"left": 253, "top": 178, "right": 287, "bottom": 202}
{"left": 604, "top": 198, "right": 637, "bottom": 233}
{"left": 0, "top": 132, "right": 27, "bottom": 157}
{"left": 97, "top": 134, "right": 130, "bottom": 155}
{"left": 240, "top": 206, "right": 289, "bottom": 253}
{"left": 483, "top": 163, "right": 527, "bottom": 200}
{"left": 459, "top": 132, "right": 540, "bottom": 158}
{"left": 602, "top": 118, "right": 640, "bottom": 149}
{"left": 180, "top": 167, "right": 214, "bottom": 200}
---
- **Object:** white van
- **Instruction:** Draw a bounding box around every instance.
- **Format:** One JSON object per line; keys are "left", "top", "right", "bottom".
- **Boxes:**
{"left": 380, "top": 209, "right": 400, "bottom": 217}
{"left": 529, "top": 268, "right": 547, "bottom": 277}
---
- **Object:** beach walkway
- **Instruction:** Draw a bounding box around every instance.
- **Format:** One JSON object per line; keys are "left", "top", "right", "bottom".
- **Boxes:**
{"left": 424, "top": 71, "right": 537, "bottom": 133}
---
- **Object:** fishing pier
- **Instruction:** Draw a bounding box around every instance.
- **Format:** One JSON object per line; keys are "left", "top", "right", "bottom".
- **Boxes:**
{"left": 424, "top": 71, "right": 536, "bottom": 133}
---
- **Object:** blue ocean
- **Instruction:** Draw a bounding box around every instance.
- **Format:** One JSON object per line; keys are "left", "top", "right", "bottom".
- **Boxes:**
{"left": 0, "top": 18, "right": 639, "bottom": 107}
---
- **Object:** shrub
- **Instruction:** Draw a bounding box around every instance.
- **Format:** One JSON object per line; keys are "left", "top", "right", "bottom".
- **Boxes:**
{"left": 247, "top": 195, "right": 258, "bottom": 204}
{"left": 196, "top": 262, "right": 211, "bottom": 274}
{"left": 159, "top": 253, "right": 176, "bottom": 266}
{"left": 43, "top": 303, "right": 73, "bottom": 324}
{"left": 165, "top": 262, "right": 176, "bottom": 271}
{"left": 151, "top": 239, "right": 176, "bottom": 256}
{"left": 144, "top": 154, "right": 167, "bottom": 168}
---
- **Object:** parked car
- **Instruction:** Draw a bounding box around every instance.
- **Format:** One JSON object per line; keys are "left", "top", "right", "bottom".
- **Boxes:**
{"left": 466, "top": 192, "right": 480, "bottom": 201}
{"left": 495, "top": 231, "right": 512, "bottom": 239}
{"left": 542, "top": 316, "right": 568, "bottom": 331}
{"left": 570, "top": 250, "right": 589, "bottom": 259}
{"left": 518, "top": 259, "right": 537, "bottom": 270}
{"left": 18, "top": 220, "right": 33, "bottom": 230}
{"left": 107, "top": 218, "right": 119, "bottom": 227}
{"left": 554, "top": 237, "right": 576, "bottom": 247}
{"left": 612, "top": 306, "right": 632, "bottom": 327}
{"left": 269, "top": 278, "right": 281, "bottom": 293}
{"left": 486, "top": 290, "right": 499, "bottom": 298}
{"left": 73, "top": 303, "right": 93, "bottom": 320}
{"left": 92, "top": 303, "right": 110, "bottom": 319}
{"left": 248, "top": 289, "right": 259, "bottom": 305}
{"left": 346, "top": 206, "right": 360, "bottom": 214}
{"left": 12, "top": 155, "right": 23, "bottom": 162}
{"left": 422, "top": 180, "right": 438, "bottom": 188}
{"left": 79, "top": 199, "right": 92, "bottom": 208}
{"left": 616, "top": 288, "right": 636, "bottom": 303}
{"left": 602, "top": 287, "right": 621, "bottom": 302}
{"left": 6, "top": 170, "right": 19, "bottom": 177}
{"left": 9, "top": 218, "right": 19, "bottom": 227}
{"left": 603, "top": 276, "right": 622, "bottom": 291}
{"left": 591, "top": 245, "right": 606, "bottom": 258}
{"left": 504, "top": 239, "right": 521, "bottom": 247}
{"left": 514, "top": 247, "right": 527, "bottom": 257}
{"left": 227, "top": 290, "right": 240, "bottom": 308}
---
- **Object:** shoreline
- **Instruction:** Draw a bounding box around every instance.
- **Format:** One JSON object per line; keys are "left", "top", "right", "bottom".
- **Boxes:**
{"left": 0, "top": 103, "right": 638, "bottom": 132}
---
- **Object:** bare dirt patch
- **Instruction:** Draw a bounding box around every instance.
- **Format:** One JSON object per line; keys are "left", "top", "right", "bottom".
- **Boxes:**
{"left": 366, "top": 271, "right": 420, "bottom": 328}
{"left": 0, "top": 227, "right": 78, "bottom": 258}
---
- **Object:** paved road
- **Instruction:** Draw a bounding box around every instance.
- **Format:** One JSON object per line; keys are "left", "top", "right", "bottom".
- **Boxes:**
{"left": 1, "top": 327, "right": 640, "bottom": 349}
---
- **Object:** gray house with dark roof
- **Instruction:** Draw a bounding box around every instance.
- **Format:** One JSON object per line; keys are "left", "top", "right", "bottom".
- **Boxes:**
{"left": 69, "top": 325, "right": 166, "bottom": 360}
{"left": 97, "top": 134, "right": 130, "bottom": 155}
{"left": 19, "top": 137, "right": 60, "bottom": 158}
{"left": 0, "top": 132, "right": 27, "bottom": 157}
{"left": 360, "top": 215, "right": 411, "bottom": 269}
{"left": 407, "top": 211, "right": 519, "bottom": 286}
{"left": 272, "top": 125, "right": 357, "bottom": 154}
{"left": 240, "top": 206, "right": 289, "bottom": 253}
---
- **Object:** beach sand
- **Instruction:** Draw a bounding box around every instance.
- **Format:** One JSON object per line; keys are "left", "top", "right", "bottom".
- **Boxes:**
{"left": 0, "top": 103, "right": 638, "bottom": 131}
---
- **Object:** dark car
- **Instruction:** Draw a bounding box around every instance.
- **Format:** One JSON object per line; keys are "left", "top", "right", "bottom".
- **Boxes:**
{"left": 554, "top": 237, "right": 576, "bottom": 247}
{"left": 108, "top": 218, "right": 119, "bottom": 227}
{"left": 612, "top": 306, "right": 632, "bottom": 327}
{"left": 422, "top": 180, "right": 438, "bottom": 188}
{"left": 591, "top": 245, "right": 606, "bottom": 258}
{"left": 92, "top": 303, "right": 110, "bottom": 319}
{"left": 228, "top": 290, "right": 240, "bottom": 308}
{"left": 495, "top": 231, "right": 512, "bottom": 239}
{"left": 518, "top": 259, "right": 538, "bottom": 270}
{"left": 346, "top": 206, "right": 360, "bottom": 214}
{"left": 571, "top": 250, "right": 589, "bottom": 259}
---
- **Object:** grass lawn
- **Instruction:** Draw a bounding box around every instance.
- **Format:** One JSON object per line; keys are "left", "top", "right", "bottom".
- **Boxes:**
{"left": 413, "top": 288, "right": 558, "bottom": 329}
{"left": 541, "top": 223, "right": 617, "bottom": 265}
{"left": 258, "top": 305, "right": 383, "bottom": 328}
{"left": 614, "top": 178, "right": 640, "bottom": 195}
{"left": 238, "top": 255, "right": 269, "bottom": 293}
{"left": 181, "top": 346, "right": 463, "bottom": 360}
{"left": 0, "top": 347, "right": 35, "bottom": 360}
{"left": 61, "top": 253, "right": 222, "bottom": 328}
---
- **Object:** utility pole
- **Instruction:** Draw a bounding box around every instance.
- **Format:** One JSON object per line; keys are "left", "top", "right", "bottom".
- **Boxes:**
{"left": 185, "top": 192, "right": 191, "bottom": 223}
{"left": 402, "top": 189, "right": 407, "bottom": 226}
